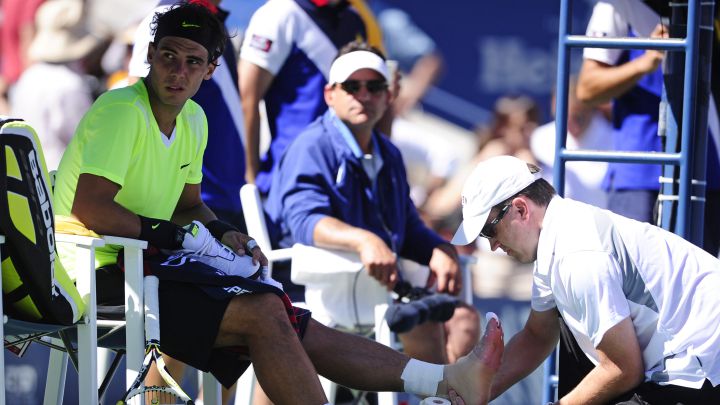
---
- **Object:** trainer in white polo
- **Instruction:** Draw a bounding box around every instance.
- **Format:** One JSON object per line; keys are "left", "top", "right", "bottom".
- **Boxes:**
{"left": 452, "top": 155, "right": 720, "bottom": 404}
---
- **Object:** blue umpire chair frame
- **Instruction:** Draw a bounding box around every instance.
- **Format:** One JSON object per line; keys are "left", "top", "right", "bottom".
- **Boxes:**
{"left": 543, "top": 0, "right": 714, "bottom": 402}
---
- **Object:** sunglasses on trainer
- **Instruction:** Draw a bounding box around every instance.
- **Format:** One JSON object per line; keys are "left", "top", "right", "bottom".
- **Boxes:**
{"left": 338, "top": 79, "right": 389, "bottom": 95}
{"left": 479, "top": 204, "right": 511, "bottom": 239}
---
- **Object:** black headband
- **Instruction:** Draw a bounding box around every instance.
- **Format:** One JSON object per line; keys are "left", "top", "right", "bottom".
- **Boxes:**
{"left": 154, "top": 17, "right": 217, "bottom": 61}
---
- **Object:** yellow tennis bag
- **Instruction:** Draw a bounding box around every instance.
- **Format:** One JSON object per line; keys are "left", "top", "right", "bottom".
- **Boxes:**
{"left": 0, "top": 118, "right": 83, "bottom": 325}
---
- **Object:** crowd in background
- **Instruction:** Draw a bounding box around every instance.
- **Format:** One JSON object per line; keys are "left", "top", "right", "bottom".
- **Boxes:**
{"left": 3, "top": 0, "right": 719, "bottom": 403}
{"left": 0, "top": 0, "right": 618, "bottom": 254}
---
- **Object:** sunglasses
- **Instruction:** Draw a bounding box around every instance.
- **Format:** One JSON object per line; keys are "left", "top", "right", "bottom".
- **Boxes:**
{"left": 479, "top": 204, "right": 511, "bottom": 239}
{"left": 338, "top": 79, "right": 389, "bottom": 95}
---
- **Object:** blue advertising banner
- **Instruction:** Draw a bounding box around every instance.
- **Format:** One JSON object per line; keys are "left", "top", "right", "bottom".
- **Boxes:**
{"left": 375, "top": 0, "right": 596, "bottom": 127}
{"left": 226, "top": 1, "right": 596, "bottom": 127}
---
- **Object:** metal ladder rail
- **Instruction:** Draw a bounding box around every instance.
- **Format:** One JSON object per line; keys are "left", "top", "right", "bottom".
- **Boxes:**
{"left": 554, "top": 5, "right": 698, "bottom": 237}
{"left": 542, "top": 1, "right": 705, "bottom": 403}
{"left": 659, "top": 2, "right": 714, "bottom": 245}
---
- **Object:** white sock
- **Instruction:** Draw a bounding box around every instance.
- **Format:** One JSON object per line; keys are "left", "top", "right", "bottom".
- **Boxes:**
{"left": 400, "top": 359, "right": 445, "bottom": 397}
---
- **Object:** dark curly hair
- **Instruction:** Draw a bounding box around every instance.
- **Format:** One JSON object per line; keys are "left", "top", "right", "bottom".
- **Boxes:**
{"left": 150, "top": 1, "right": 228, "bottom": 65}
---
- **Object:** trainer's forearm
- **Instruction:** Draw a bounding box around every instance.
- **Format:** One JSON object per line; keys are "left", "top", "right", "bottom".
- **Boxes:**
{"left": 559, "top": 365, "right": 639, "bottom": 405}
{"left": 490, "top": 328, "right": 558, "bottom": 399}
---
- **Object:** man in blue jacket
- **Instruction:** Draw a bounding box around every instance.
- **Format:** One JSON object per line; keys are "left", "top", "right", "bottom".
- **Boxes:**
{"left": 266, "top": 41, "right": 479, "bottom": 364}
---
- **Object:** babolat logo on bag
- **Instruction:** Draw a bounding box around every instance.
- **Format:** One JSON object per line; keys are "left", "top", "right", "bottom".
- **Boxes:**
{"left": 0, "top": 118, "right": 83, "bottom": 325}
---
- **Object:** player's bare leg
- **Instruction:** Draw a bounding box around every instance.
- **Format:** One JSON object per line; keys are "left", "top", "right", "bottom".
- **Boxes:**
{"left": 301, "top": 319, "right": 409, "bottom": 392}
{"left": 214, "top": 293, "right": 327, "bottom": 405}
{"left": 144, "top": 355, "right": 186, "bottom": 403}
{"left": 301, "top": 312, "right": 503, "bottom": 404}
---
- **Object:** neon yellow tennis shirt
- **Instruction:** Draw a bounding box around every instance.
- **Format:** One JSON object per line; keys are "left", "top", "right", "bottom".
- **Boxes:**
{"left": 54, "top": 79, "right": 208, "bottom": 271}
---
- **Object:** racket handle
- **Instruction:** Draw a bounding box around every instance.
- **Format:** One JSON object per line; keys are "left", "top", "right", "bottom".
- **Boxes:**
{"left": 144, "top": 275, "right": 161, "bottom": 343}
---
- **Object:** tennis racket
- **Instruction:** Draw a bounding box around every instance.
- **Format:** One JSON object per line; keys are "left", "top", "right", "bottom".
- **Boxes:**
{"left": 117, "top": 275, "right": 193, "bottom": 404}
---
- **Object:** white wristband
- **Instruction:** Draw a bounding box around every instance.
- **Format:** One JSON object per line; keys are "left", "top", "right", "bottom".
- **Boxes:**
{"left": 245, "top": 239, "right": 258, "bottom": 251}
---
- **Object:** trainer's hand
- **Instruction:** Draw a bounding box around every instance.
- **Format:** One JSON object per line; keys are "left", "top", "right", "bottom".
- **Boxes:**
{"left": 358, "top": 234, "right": 398, "bottom": 289}
{"left": 428, "top": 243, "right": 461, "bottom": 294}
{"left": 221, "top": 231, "right": 268, "bottom": 266}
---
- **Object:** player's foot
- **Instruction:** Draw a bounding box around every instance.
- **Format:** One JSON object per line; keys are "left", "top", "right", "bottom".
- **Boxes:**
{"left": 442, "top": 312, "right": 504, "bottom": 405}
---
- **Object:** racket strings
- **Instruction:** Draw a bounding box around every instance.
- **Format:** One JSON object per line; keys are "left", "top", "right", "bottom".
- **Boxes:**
{"left": 144, "top": 386, "right": 185, "bottom": 404}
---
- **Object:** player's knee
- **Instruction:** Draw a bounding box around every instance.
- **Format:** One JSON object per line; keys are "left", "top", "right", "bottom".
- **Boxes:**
{"left": 217, "top": 293, "right": 293, "bottom": 345}
{"left": 236, "top": 292, "right": 286, "bottom": 319}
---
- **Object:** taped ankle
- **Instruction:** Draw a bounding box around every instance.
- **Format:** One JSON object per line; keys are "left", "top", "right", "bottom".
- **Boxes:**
{"left": 400, "top": 359, "right": 445, "bottom": 397}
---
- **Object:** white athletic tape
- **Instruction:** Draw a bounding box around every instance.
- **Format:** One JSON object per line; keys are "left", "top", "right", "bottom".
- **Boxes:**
{"left": 485, "top": 311, "right": 500, "bottom": 326}
{"left": 246, "top": 239, "right": 258, "bottom": 251}
{"left": 401, "top": 359, "right": 445, "bottom": 397}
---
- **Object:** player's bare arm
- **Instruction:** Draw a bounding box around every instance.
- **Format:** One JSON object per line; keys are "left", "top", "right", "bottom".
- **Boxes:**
{"left": 239, "top": 61, "right": 274, "bottom": 183}
{"left": 72, "top": 173, "right": 142, "bottom": 237}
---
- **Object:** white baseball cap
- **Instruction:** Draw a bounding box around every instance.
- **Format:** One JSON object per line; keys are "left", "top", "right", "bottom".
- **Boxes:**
{"left": 451, "top": 156, "right": 540, "bottom": 245}
{"left": 328, "top": 50, "right": 390, "bottom": 85}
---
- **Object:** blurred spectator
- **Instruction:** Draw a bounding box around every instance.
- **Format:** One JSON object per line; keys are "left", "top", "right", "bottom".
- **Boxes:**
{"left": 10, "top": 0, "right": 103, "bottom": 170}
{"left": 577, "top": 0, "right": 665, "bottom": 223}
{"left": 416, "top": 96, "right": 540, "bottom": 310}
{"left": 129, "top": 0, "right": 248, "bottom": 233}
{"left": 103, "top": 25, "right": 137, "bottom": 90}
{"left": 423, "top": 95, "right": 540, "bottom": 235}
{"left": 239, "top": 0, "right": 378, "bottom": 195}
{"left": 369, "top": 0, "right": 443, "bottom": 117}
{"left": 354, "top": 0, "right": 456, "bottom": 208}
{"left": 265, "top": 42, "right": 479, "bottom": 367}
{"left": 473, "top": 95, "right": 539, "bottom": 164}
{"left": 530, "top": 77, "right": 612, "bottom": 208}
{"left": 0, "top": 0, "right": 45, "bottom": 114}
{"left": 391, "top": 116, "right": 461, "bottom": 207}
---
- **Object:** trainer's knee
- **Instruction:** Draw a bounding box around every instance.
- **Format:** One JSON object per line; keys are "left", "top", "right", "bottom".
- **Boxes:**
{"left": 450, "top": 304, "right": 480, "bottom": 330}
{"left": 445, "top": 304, "right": 480, "bottom": 362}
{"left": 400, "top": 321, "right": 447, "bottom": 363}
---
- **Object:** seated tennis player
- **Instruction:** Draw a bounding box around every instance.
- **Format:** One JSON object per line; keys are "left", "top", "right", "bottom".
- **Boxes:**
{"left": 53, "top": 2, "right": 503, "bottom": 404}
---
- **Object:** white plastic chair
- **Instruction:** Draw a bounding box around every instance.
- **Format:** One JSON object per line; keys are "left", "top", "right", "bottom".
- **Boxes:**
{"left": 291, "top": 243, "right": 399, "bottom": 405}
{"left": 235, "top": 184, "right": 293, "bottom": 405}
{"left": 238, "top": 184, "right": 401, "bottom": 405}
{"left": 40, "top": 232, "right": 219, "bottom": 405}
{"left": 104, "top": 235, "right": 222, "bottom": 405}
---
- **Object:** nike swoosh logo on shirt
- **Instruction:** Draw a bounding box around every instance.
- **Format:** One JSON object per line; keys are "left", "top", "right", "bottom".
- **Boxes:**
{"left": 180, "top": 163, "right": 191, "bottom": 169}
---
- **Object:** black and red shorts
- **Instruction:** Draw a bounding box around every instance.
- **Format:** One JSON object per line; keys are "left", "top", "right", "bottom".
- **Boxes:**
{"left": 97, "top": 248, "right": 311, "bottom": 388}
